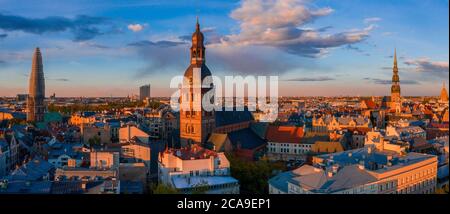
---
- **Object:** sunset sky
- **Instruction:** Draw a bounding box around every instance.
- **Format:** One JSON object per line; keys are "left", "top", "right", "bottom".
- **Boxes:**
{"left": 0, "top": 0, "right": 448, "bottom": 97}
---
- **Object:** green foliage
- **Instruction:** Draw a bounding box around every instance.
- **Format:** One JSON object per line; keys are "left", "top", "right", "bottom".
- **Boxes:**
{"left": 47, "top": 100, "right": 152, "bottom": 115}
{"left": 7, "top": 118, "right": 26, "bottom": 127}
{"left": 191, "top": 181, "right": 209, "bottom": 194}
{"left": 435, "top": 185, "right": 449, "bottom": 194}
{"left": 226, "top": 154, "right": 286, "bottom": 194}
{"left": 88, "top": 135, "right": 101, "bottom": 149}
{"left": 147, "top": 100, "right": 162, "bottom": 109}
{"left": 150, "top": 183, "right": 180, "bottom": 194}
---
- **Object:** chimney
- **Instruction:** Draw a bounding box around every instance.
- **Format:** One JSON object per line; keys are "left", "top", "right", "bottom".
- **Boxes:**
{"left": 327, "top": 171, "right": 333, "bottom": 178}
{"left": 358, "top": 164, "right": 365, "bottom": 170}
{"left": 81, "top": 181, "right": 87, "bottom": 191}
{"left": 332, "top": 165, "right": 339, "bottom": 173}
{"left": 127, "top": 125, "right": 131, "bottom": 142}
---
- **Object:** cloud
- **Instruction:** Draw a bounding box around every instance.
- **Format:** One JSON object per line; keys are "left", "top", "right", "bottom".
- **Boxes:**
{"left": 218, "top": 0, "right": 374, "bottom": 57}
{"left": 363, "top": 77, "right": 420, "bottom": 85}
{"left": 128, "top": 40, "right": 186, "bottom": 48}
{"left": 128, "top": 0, "right": 376, "bottom": 76}
{"left": 127, "top": 38, "right": 296, "bottom": 77}
{"left": 284, "top": 76, "right": 335, "bottom": 81}
{"left": 50, "top": 78, "right": 70, "bottom": 82}
{"left": 382, "top": 32, "right": 395, "bottom": 37}
{"left": 0, "top": 13, "right": 113, "bottom": 41}
{"left": 127, "top": 40, "right": 189, "bottom": 77}
{"left": 127, "top": 23, "right": 146, "bottom": 32}
{"left": 364, "top": 17, "right": 382, "bottom": 24}
{"left": 404, "top": 58, "right": 449, "bottom": 78}
{"left": 179, "top": 26, "right": 222, "bottom": 45}
{"left": 78, "top": 41, "right": 110, "bottom": 49}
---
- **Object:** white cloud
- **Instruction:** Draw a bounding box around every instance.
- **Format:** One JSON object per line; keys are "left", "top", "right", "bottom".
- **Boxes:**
{"left": 404, "top": 57, "right": 449, "bottom": 78}
{"left": 218, "top": 0, "right": 375, "bottom": 57}
{"left": 127, "top": 23, "right": 146, "bottom": 32}
{"left": 364, "top": 17, "right": 382, "bottom": 24}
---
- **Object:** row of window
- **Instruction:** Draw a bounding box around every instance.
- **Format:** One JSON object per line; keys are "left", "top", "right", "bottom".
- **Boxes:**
{"left": 268, "top": 147, "right": 309, "bottom": 154}
{"left": 397, "top": 181, "right": 435, "bottom": 194}
{"left": 398, "top": 168, "right": 435, "bottom": 185}
{"left": 268, "top": 143, "right": 311, "bottom": 148}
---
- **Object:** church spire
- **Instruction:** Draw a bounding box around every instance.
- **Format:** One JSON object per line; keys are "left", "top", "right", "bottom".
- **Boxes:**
{"left": 196, "top": 16, "right": 200, "bottom": 31}
{"left": 390, "top": 49, "right": 401, "bottom": 114}
{"left": 190, "top": 18, "right": 205, "bottom": 66}
{"left": 441, "top": 81, "right": 449, "bottom": 102}
{"left": 393, "top": 48, "right": 398, "bottom": 73}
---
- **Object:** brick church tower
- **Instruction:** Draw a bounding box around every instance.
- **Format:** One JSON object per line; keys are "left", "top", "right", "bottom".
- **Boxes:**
{"left": 179, "top": 19, "right": 215, "bottom": 147}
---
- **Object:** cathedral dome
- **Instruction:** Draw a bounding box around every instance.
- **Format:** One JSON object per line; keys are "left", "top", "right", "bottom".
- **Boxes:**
{"left": 183, "top": 64, "right": 212, "bottom": 80}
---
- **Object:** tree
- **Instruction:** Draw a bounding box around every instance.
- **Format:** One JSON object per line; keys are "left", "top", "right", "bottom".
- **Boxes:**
{"left": 226, "top": 154, "right": 286, "bottom": 194}
{"left": 7, "top": 118, "right": 26, "bottom": 127}
{"left": 191, "top": 181, "right": 209, "bottom": 194}
{"left": 88, "top": 135, "right": 101, "bottom": 150}
{"left": 150, "top": 183, "right": 180, "bottom": 194}
{"left": 435, "top": 185, "right": 449, "bottom": 194}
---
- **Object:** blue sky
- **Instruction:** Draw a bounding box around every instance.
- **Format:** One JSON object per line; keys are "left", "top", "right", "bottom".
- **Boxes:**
{"left": 0, "top": 0, "right": 448, "bottom": 97}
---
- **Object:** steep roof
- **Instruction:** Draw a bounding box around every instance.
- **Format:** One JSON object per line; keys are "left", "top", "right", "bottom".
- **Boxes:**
{"left": 215, "top": 107, "right": 254, "bottom": 127}
{"left": 207, "top": 133, "right": 229, "bottom": 151}
{"left": 228, "top": 128, "right": 266, "bottom": 150}
{"left": 320, "top": 165, "right": 377, "bottom": 193}
{"left": 265, "top": 125, "right": 304, "bottom": 143}
{"left": 311, "top": 141, "right": 345, "bottom": 153}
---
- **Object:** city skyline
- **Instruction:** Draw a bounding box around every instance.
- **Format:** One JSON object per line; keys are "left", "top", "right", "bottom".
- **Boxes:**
{"left": 0, "top": 5, "right": 448, "bottom": 198}
{"left": 0, "top": 0, "right": 449, "bottom": 97}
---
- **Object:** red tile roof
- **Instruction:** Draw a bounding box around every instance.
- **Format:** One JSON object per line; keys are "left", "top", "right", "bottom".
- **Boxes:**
{"left": 265, "top": 125, "right": 304, "bottom": 144}
{"left": 362, "top": 99, "right": 377, "bottom": 109}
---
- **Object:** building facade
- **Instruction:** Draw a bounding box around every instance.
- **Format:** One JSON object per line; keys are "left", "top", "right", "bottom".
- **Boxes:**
{"left": 158, "top": 144, "right": 239, "bottom": 194}
{"left": 139, "top": 84, "right": 151, "bottom": 102}
{"left": 269, "top": 147, "right": 438, "bottom": 194}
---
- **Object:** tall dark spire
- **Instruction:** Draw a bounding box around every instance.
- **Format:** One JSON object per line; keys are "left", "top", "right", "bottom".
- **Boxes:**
{"left": 393, "top": 48, "right": 398, "bottom": 73}
{"left": 196, "top": 16, "right": 200, "bottom": 31}
{"left": 190, "top": 18, "right": 205, "bottom": 66}
{"left": 391, "top": 48, "right": 400, "bottom": 94}
{"left": 390, "top": 49, "right": 401, "bottom": 114}
{"left": 27, "top": 47, "right": 46, "bottom": 123}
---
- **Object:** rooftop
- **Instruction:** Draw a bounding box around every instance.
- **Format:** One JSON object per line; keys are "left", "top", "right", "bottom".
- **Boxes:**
{"left": 172, "top": 176, "right": 238, "bottom": 190}
{"left": 266, "top": 125, "right": 304, "bottom": 144}
{"left": 165, "top": 144, "right": 217, "bottom": 160}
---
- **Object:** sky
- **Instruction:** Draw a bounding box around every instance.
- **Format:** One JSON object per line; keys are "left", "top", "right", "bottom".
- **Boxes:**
{"left": 0, "top": 0, "right": 448, "bottom": 97}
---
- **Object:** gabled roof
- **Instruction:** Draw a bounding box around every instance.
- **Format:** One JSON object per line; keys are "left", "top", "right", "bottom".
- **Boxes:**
{"left": 207, "top": 133, "right": 229, "bottom": 150}
{"left": 228, "top": 128, "right": 266, "bottom": 150}
{"left": 265, "top": 125, "right": 304, "bottom": 143}
{"left": 7, "top": 157, "right": 54, "bottom": 181}
{"left": 215, "top": 107, "right": 254, "bottom": 127}
{"left": 311, "top": 141, "right": 345, "bottom": 153}
{"left": 320, "top": 165, "right": 377, "bottom": 193}
{"left": 361, "top": 99, "right": 377, "bottom": 109}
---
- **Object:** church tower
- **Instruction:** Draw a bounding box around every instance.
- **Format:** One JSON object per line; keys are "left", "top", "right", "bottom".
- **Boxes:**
{"left": 440, "top": 81, "right": 448, "bottom": 103}
{"left": 27, "top": 47, "right": 46, "bottom": 123}
{"left": 390, "top": 49, "right": 401, "bottom": 114}
{"left": 179, "top": 19, "right": 215, "bottom": 147}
